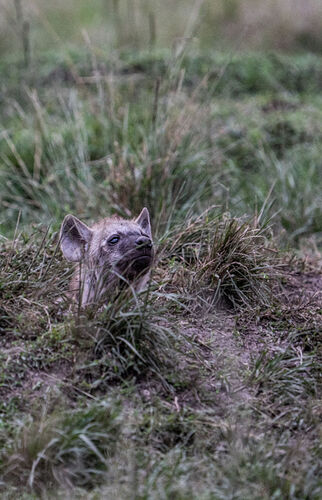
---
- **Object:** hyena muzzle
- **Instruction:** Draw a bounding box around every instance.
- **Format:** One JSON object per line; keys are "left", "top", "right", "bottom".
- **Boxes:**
{"left": 60, "top": 207, "right": 154, "bottom": 306}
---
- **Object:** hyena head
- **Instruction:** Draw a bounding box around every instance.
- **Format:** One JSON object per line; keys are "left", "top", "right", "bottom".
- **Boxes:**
{"left": 60, "top": 208, "right": 154, "bottom": 305}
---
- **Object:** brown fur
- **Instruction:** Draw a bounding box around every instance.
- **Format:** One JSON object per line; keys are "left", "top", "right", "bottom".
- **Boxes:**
{"left": 60, "top": 208, "right": 154, "bottom": 306}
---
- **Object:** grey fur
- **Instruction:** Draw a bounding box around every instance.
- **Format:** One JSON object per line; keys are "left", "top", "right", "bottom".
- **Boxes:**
{"left": 60, "top": 208, "right": 154, "bottom": 306}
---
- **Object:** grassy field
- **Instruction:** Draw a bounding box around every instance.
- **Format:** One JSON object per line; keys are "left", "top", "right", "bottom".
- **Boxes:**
{"left": 0, "top": 1, "right": 321, "bottom": 499}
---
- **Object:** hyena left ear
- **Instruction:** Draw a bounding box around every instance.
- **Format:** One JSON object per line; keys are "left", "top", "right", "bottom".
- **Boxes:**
{"left": 136, "top": 207, "right": 152, "bottom": 238}
{"left": 60, "top": 214, "right": 93, "bottom": 262}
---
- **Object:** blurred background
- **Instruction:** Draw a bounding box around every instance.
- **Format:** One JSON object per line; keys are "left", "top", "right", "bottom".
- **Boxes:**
{"left": 1, "top": 0, "right": 322, "bottom": 58}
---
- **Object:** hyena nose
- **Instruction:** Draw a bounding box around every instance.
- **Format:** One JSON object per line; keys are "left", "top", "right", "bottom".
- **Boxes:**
{"left": 135, "top": 236, "right": 152, "bottom": 249}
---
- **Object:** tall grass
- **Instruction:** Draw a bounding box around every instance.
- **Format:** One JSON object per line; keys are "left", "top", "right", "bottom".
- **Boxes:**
{"left": 0, "top": 52, "right": 222, "bottom": 235}
{"left": 2, "top": 49, "right": 322, "bottom": 244}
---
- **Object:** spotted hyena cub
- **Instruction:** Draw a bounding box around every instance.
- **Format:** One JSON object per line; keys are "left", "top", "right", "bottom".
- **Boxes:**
{"left": 60, "top": 208, "right": 154, "bottom": 306}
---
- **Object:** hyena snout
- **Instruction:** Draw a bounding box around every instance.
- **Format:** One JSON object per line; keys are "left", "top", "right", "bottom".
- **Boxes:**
{"left": 113, "top": 234, "right": 154, "bottom": 280}
{"left": 135, "top": 236, "right": 152, "bottom": 249}
{"left": 121, "top": 235, "right": 154, "bottom": 275}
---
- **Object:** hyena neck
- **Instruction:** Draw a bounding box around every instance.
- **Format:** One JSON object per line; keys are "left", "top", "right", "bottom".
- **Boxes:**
{"left": 74, "top": 261, "right": 150, "bottom": 306}
{"left": 74, "top": 261, "right": 117, "bottom": 306}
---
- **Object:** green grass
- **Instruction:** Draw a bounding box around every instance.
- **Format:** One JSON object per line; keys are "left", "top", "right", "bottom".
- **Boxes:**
{"left": 1, "top": 49, "right": 322, "bottom": 242}
{"left": 0, "top": 215, "right": 320, "bottom": 498}
{"left": 0, "top": 5, "right": 321, "bottom": 497}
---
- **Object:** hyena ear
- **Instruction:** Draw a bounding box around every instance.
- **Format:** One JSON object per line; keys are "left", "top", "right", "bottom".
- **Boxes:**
{"left": 136, "top": 207, "right": 152, "bottom": 238}
{"left": 60, "top": 214, "right": 93, "bottom": 262}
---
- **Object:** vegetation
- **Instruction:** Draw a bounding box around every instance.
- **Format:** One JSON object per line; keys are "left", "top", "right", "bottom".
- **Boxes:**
{"left": 0, "top": 1, "right": 321, "bottom": 498}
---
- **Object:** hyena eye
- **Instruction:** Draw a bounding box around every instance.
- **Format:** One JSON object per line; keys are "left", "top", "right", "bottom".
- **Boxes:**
{"left": 108, "top": 235, "right": 120, "bottom": 245}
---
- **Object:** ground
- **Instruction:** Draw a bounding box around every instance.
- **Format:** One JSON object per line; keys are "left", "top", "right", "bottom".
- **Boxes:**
{"left": 0, "top": 229, "right": 321, "bottom": 498}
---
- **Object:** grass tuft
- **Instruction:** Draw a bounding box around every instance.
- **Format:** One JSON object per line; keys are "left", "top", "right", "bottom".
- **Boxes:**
{"left": 160, "top": 209, "right": 277, "bottom": 308}
{"left": 1, "top": 399, "right": 122, "bottom": 492}
{"left": 72, "top": 288, "right": 186, "bottom": 392}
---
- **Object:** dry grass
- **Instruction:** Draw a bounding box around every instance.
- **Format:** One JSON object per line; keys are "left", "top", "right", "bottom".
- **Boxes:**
{"left": 159, "top": 209, "right": 278, "bottom": 308}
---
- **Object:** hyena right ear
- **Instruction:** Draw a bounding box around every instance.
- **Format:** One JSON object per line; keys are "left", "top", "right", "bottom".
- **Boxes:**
{"left": 60, "top": 215, "right": 93, "bottom": 262}
{"left": 136, "top": 207, "right": 152, "bottom": 238}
